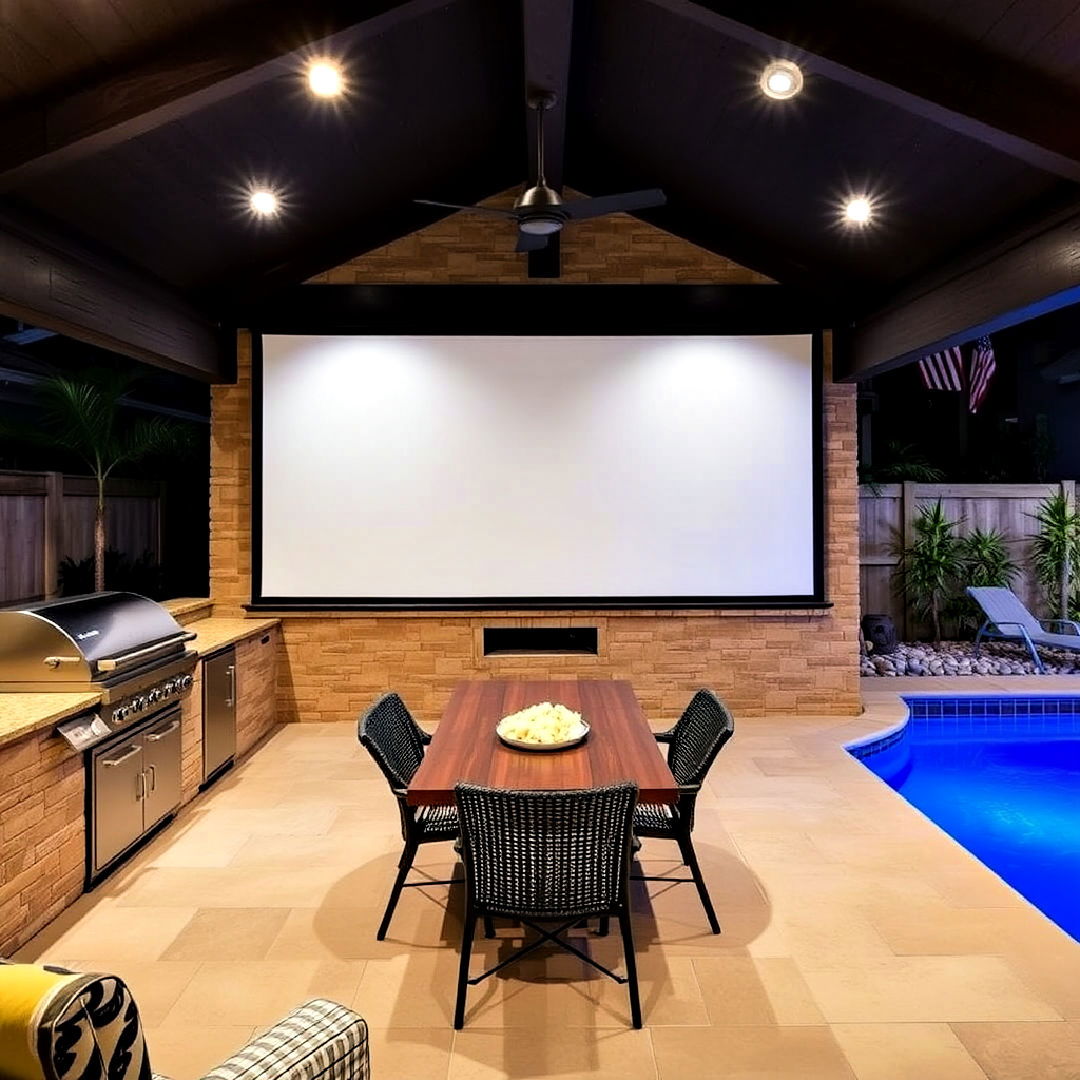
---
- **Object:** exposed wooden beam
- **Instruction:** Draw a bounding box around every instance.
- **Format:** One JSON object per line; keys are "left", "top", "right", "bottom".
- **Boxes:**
{"left": 653, "top": 0, "right": 1080, "bottom": 183}
{"left": 523, "top": 0, "right": 575, "bottom": 278}
{"left": 0, "top": 0, "right": 443, "bottom": 192}
{"left": 0, "top": 205, "right": 224, "bottom": 381}
{"left": 840, "top": 202, "right": 1080, "bottom": 380}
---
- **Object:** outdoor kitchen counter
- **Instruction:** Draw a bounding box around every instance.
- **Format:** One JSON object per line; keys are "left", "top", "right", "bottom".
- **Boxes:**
{"left": 0, "top": 618, "right": 279, "bottom": 750}
{"left": 0, "top": 692, "right": 102, "bottom": 751}
{"left": 185, "top": 617, "right": 280, "bottom": 655}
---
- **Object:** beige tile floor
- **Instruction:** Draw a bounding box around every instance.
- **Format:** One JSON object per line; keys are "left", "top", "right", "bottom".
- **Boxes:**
{"left": 14, "top": 685, "right": 1080, "bottom": 1079}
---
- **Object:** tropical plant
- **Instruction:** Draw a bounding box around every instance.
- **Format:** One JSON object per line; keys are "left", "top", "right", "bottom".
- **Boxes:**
{"left": 1029, "top": 491, "right": 1080, "bottom": 620}
{"left": 947, "top": 527, "right": 1021, "bottom": 637}
{"left": 958, "top": 528, "right": 1020, "bottom": 589}
{"left": 0, "top": 370, "right": 190, "bottom": 592}
{"left": 58, "top": 550, "right": 164, "bottom": 599}
{"left": 859, "top": 441, "right": 945, "bottom": 486}
{"left": 892, "top": 499, "right": 964, "bottom": 643}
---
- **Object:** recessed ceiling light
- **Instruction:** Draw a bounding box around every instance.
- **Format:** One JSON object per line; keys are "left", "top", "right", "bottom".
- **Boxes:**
{"left": 249, "top": 189, "right": 280, "bottom": 217}
{"left": 307, "top": 60, "right": 345, "bottom": 98}
{"left": 843, "top": 196, "right": 874, "bottom": 226}
{"left": 760, "top": 60, "right": 803, "bottom": 100}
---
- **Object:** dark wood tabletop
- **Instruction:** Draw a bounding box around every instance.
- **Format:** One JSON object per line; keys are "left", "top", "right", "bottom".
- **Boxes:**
{"left": 406, "top": 679, "right": 680, "bottom": 806}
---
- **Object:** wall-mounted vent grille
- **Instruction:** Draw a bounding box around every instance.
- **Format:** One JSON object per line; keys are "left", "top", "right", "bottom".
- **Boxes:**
{"left": 483, "top": 627, "right": 599, "bottom": 656}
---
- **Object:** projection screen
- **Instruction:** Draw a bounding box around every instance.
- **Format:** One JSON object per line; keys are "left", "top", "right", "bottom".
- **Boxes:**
{"left": 256, "top": 333, "right": 822, "bottom": 606}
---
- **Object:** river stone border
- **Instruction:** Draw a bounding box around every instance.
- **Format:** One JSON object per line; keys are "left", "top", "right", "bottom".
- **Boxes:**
{"left": 860, "top": 640, "right": 1080, "bottom": 676}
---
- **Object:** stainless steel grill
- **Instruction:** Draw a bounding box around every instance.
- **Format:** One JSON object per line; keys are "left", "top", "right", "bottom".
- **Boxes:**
{"left": 0, "top": 590, "right": 196, "bottom": 699}
{"left": 0, "top": 591, "right": 199, "bottom": 883}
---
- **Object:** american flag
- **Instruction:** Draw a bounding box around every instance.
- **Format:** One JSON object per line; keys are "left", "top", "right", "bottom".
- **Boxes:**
{"left": 968, "top": 335, "right": 996, "bottom": 413}
{"left": 918, "top": 347, "right": 963, "bottom": 391}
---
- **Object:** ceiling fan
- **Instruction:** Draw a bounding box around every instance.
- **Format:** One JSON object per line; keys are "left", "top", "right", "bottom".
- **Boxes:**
{"left": 415, "top": 93, "right": 667, "bottom": 252}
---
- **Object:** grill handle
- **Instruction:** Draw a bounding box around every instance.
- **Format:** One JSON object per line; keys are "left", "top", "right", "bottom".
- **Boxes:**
{"left": 96, "top": 632, "right": 196, "bottom": 672}
{"left": 43, "top": 655, "right": 82, "bottom": 668}
{"left": 146, "top": 720, "right": 180, "bottom": 742}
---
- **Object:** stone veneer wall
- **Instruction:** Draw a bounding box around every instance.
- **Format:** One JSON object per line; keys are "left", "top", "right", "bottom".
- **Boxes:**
{"left": 0, "top": 730, "right": 83, "bottom": 955}
{"left": 212, "top": 191, "right": 860, "bottom": 719}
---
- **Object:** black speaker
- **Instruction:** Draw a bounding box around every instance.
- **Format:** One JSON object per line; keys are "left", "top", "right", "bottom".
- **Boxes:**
{"left": 861, "top": 614, "right": 897, "bottom": 655}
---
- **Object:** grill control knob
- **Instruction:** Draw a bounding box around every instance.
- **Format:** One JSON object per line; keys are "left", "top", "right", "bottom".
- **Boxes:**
{"left": 163, "top": 680, "right": 175, "bottom": 695}
{"left": 111, "top": 708, "right": 124, "bottom": 724}
{"left": 132, "top": 696, "right": 147, "bottom": 711}
{"left": 147, "top": 689, "right": 162, "bottom": 703}
{"left": 179, "top": 674, "right": 194, "bottom": 690}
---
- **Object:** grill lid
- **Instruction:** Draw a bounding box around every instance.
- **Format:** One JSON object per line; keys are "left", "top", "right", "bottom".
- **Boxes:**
{"left": 10, "top": 592, "right": 185, "bottom": 662}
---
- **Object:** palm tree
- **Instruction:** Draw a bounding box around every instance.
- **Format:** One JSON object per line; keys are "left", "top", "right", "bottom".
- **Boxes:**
{"left": 2, "top": 370, "right": 189, "bottom": 592}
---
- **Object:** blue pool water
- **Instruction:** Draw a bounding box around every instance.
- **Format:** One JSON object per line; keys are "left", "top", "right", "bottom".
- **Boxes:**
{"left": 852, "top": 697, "right": 1080, "bottom": 941}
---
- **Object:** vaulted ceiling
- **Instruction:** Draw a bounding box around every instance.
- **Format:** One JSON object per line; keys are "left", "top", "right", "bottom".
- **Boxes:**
{"left": 2, "top": 0, "right": 1080, "bottom": 381}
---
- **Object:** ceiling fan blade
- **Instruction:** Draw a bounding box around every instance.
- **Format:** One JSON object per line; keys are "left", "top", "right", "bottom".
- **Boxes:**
{"left": 414, "top": 199, "right": 519, "bottom": 218}
{"left": 515, "top": 231, "right": 551, "bottom": 252}
{"left": 561, "top": 188, "right": 667, "bottom": 221}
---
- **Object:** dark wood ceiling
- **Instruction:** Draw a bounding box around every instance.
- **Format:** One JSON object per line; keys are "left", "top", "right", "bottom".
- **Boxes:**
{"left": 3, "top": 0, "right": 1080, "bottom": 380}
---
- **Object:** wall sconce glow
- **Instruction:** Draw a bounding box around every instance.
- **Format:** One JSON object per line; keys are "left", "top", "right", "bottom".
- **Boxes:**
{"left": 307, "top": 60, "right": 345, "bottom": 98}
{"left": 760, "top": 60, "right": 803, "bottom": 100}
{"left": 843, "top": 196, "right": 873, "bottom": 226}
{"left": 249, "top": 189, "right": 280, "bottom": 217}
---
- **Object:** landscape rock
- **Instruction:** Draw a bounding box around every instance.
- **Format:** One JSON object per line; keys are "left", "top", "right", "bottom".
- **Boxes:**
{"left": 859, "top": 639, "right": 1080, "bottom": 677}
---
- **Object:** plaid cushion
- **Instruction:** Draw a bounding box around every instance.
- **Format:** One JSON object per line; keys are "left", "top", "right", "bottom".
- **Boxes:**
{"left": 200, "top": 999, "right": 368, "bottom": 1080}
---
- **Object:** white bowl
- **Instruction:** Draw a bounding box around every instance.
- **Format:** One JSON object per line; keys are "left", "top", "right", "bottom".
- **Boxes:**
{"left": 496, "top": 720, "right": 590, "bottom": 752}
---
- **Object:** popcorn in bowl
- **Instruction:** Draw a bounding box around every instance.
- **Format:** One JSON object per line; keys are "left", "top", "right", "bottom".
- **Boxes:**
{"left": 496, "top": 701, "right": 587, "bottom": 746}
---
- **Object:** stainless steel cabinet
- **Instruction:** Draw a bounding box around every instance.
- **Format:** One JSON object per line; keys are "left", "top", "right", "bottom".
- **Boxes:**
{"left": 92, "top": 737, "right": 145, "bottom": 871}
{"left": 90, "top": 704, "right": 182, "bottom": 878}
{"left": 202, "top": 646, "right": 236, "bottom": 784}
{"left": 142, "top": 712, "right": 182, "bottom": 829}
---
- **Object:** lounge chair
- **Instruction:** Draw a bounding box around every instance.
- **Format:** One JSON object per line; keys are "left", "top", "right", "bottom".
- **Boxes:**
{"left": 967, "top": 586, "right": 1080, "bottom": 672}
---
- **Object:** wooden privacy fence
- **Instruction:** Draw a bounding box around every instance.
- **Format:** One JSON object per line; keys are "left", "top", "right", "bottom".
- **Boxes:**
{"left": 0, "top": 470, "right": 162, "bottom": 606}
{"left": 859, "top": 480, "right": 1076, "bottom": 638}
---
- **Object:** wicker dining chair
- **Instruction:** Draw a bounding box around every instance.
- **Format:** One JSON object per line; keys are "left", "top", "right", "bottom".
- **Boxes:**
{"left": 358, "top": 692, "right": 458, "bottom": 940}
{"left": 634, "top": 688, "right": 735, "bottom": 933}
{"left": 453, "top": 781, "right": 642, "bottom": 1029}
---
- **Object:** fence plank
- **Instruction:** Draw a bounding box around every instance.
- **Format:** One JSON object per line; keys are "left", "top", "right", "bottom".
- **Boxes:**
{"left": 0, "top": 470, "right": 162, "bottom": 605}
{"left": 860, "top": 481, "right": 1066, "bottom": 638}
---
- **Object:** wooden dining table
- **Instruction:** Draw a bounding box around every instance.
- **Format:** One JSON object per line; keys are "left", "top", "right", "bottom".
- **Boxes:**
{"left": 406, "top": 679, "right": 680, "bottom": 807}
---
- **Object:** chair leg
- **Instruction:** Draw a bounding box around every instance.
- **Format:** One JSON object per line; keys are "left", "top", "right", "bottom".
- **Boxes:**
{"left": 676, "top": 831, "right": 721, "bottom": 935}
{"left": 596, "top": 916, "right": 609, "bottom": 937}
{"left": 483, "top": 915, "right": 496, "bottom": 938}
{"left": 377, "top": 836, "right": 419, "bottom": 940}
{"left": 618, "top": 911, "right": 642, "bottom": 1029}
{"left": 454, "top": 905, "right": 477, "bottom": 1029}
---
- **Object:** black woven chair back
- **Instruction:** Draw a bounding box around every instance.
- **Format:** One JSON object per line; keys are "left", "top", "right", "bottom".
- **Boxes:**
{"left": 358, "top": 692, "right": 425, "bottom": 792}
{"left": 455, "top": 782, "right": 638, "bottom": 920}
{"left": 667, "top": 689, "right": 735, "bottom": 787}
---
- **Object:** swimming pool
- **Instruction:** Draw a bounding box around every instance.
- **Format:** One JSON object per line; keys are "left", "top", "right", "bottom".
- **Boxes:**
{"left": 850, "top": 696, "right": 1080, "bottom": 941}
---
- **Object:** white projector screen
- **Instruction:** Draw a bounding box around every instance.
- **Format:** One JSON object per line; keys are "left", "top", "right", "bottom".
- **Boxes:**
{"left": 257, "top": 333, "right": 821, "bottom": 605}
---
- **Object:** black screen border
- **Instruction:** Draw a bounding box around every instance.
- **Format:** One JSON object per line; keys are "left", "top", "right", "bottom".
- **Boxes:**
{"left": 245, "top": 284, "right": 829, "bottom": 611}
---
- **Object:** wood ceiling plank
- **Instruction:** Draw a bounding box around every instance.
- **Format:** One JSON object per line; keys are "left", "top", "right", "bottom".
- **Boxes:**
{"left": 649, "top": 0, "right": 1080, "bottom": 182}
{"left": 0, "top": 0, "right": 449, "bottom": 192}
{"left": 841, "top": 201, "right": 1080, "bottom": 379}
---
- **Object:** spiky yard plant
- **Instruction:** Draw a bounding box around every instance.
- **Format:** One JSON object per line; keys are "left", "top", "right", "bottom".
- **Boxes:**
{"left": 893, "top": 499, "right": 964, "bottom": 643}
{"left": 0, "top": 371, "right": 189, "bottom": 592}
{"left": 1030, "top": 491, "right": 1080, "bottom": 620}
{"left": 959, "top": 528, "right": 1020, "bottom": 589}
{"left": 950, "top": 527, "right": 1020, "bottom": 636}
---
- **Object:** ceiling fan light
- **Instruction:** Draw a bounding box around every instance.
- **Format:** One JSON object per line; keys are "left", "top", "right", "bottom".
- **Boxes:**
{"left": 519, "top": 216, "right": 562, "bottom": 235}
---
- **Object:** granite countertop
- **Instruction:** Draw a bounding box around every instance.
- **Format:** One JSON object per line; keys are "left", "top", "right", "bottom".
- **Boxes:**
{"left": 187, "top": 617, "right": 279, "bottom": 655}
{"left": 0, "top": 610, "right": 279, "bottom": 752}
{"left": 0, "top": 692, "right": 104, "bottom": 750}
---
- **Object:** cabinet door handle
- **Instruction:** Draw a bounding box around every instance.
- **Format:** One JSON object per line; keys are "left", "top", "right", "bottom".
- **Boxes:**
{"left": 225, "top": 664, "right": 236, "bottom": 708}
{"left": 102, "top": 745, "right": 141, "bottom": 767}
{"left": 136, "top": 771, "right": 145, "bottom": 801}
{"left": 147, "top": 764, "right": 156, "bottom": 793}
{"left": 146, "top": 720, "right": 180, "bottom": 742}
